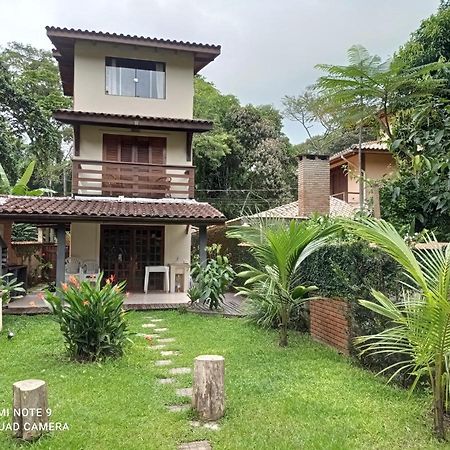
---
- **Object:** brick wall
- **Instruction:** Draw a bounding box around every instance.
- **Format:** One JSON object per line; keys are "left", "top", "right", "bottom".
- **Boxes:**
{"left": 309, "top": 298, "right": 350, "bottom": 355}
{"left": 298, "top": 155, "right": 330, "bottom": 216}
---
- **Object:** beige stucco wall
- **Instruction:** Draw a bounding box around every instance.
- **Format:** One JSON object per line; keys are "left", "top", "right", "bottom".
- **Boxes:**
{"left": 73, "top": 41, "right": 194, "bottom": 118}
{"left": 78, "top": 125, "right": 188, "bottom": 165}
{"left": 164, "top": 225, "right": 191, "bottom": 265}
{"left": 70, "top": 222, "right": 101, "bottom": 263}
{"left": 70, "top": 222, "right": 191, "bottom": 268}
{"left": 333, "top": 152, "right": 396, "bottom": 206}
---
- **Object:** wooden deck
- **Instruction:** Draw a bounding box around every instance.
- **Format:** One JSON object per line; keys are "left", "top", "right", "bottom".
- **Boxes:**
{"left": 186, "top": 293, "right": 245, "bottom": 317}
{"left": 3, "top": 292, "right": 245, "bottom": 316}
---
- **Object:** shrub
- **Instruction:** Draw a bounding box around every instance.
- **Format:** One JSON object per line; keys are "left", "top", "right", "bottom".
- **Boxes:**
{"left": 0, "top": 272, "right": 25, "bottom": 305}
{"left": 188, "top": 244, "right": 235, "bottom": 309}
{"left": 46, "top": 274, "right": 130, "bottom": 362}
{"left": 301, "top": 240, "right": 407, "bottom": 378}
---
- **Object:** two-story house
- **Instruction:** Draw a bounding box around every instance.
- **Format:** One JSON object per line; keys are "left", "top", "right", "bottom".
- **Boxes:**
{"left": 0, "top": 27, "right": 226, "bottom": 293}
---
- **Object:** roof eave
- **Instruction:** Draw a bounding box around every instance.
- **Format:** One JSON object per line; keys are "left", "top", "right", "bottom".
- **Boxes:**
{"left": 53, "top": 110, "right": 214, "bottom": 133}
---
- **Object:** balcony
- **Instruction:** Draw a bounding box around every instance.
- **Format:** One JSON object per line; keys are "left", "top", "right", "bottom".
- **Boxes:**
{"left": 72, "top": 159, "right": 195, "bottom": 199}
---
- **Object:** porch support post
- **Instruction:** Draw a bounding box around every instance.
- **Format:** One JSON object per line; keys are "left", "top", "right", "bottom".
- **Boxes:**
{"left": 56, "top": 224, "right": 66, "bottom": 288}
{"left": 199, "top": 225, "right": 207, "bottom": 267}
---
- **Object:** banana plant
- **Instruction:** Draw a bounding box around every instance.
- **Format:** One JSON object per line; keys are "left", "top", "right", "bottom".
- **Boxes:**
{"left": 0, "top": 161, "right": 52, "bottom": 196}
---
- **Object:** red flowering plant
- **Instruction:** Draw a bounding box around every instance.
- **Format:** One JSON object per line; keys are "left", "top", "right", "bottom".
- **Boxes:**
{"left": 45, "top": 273, "right": 130, "bottom": 362}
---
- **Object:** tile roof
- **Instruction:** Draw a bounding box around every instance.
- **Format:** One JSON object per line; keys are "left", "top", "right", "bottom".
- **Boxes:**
{"left": 330, "top": 141, "right": 388, "bottom": 163}
{"left": 46, "top": 26, "right": 221, "bottom": 51}
{"left": 46, "top": 26, "right": 221, "bottom": 95}
{"left": 53, "top": 110, "right": 213, "bottom": 132}
{"left": 226, "top": 197, "right": 356, "bottom": 224}
{"left": 0, "top": 196, "right": 225, "bottom": 224}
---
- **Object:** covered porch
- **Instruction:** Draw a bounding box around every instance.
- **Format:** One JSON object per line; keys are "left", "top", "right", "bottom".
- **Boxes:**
{"left": 0, "top": 195, "right": 225, "bottom": 294}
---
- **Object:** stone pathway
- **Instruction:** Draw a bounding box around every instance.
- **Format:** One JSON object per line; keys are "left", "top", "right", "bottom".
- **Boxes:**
{"left": 142, "top": 316, "right": 215, "bottom": 450}
{"left": 178, "top": 441, "right": 211, "bottom": 450}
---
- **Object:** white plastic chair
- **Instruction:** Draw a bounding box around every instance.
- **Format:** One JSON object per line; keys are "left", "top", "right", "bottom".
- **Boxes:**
{"left": 65, "top": 257, "right": 82, "bottom": 282}
{"left": 81, "top": 260, "right": 100, "bottom": 283}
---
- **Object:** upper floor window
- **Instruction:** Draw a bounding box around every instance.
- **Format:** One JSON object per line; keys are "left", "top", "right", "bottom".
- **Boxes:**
{"left": 105, "top": 57, "right": 166, "bottom": 99}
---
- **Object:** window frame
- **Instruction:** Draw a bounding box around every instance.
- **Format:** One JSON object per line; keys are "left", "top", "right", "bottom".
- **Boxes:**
{"left": 104, "top": 56, "right": 166, "bottom": 100}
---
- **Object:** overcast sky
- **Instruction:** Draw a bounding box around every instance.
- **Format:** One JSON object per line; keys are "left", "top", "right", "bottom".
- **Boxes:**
{"left": 0, "top": 0, "right": 440, "bottom": 143}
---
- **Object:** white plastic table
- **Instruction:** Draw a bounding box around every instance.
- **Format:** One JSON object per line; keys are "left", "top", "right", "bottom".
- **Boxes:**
{"left": 144, "top": 265, "right": 170, "bottom": 293}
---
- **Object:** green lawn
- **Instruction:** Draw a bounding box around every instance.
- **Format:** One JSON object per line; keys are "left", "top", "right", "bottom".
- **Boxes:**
{"left": 0, "top": 311, "right": 446, "bottom": 449}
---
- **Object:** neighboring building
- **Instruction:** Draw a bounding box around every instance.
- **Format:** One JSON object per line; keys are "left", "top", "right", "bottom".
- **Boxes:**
{"left": 0, "top": 27, "right": 226, "bottom": 292}
{"left": 227, "top": 154, "right": 357, "bottom": 226}
{"left": 330, "top": 141, "right": 395, "bottom": 207}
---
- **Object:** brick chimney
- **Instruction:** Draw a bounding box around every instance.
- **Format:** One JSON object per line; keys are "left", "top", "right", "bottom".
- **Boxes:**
{"left": 298, "top": 154, "right": 330, "bottom": 216}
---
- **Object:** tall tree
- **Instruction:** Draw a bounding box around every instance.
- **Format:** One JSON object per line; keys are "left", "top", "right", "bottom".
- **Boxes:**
{"left": 193, "top": 77, "right": 296, "bottom": 218}
{"left": 0, "top": 42, "right": 71, "bottom": 191}
{"left": 315, "top": 45, "right": 444, "bottom": 210}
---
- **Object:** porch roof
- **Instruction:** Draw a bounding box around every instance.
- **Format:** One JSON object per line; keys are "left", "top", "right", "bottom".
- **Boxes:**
{"left": 0, "top": 196, "right": 225, "bottom": 225}
{"left": 54, "top": 109, "right": 213, "bottom": 132}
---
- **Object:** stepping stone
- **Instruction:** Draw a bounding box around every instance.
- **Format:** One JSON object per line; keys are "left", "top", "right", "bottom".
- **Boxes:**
{"left": 158, "top": 378, "right": 176, "bottom": 385}
{"left": 148, "top": 344, "right": 166, "bottom": 350}
{"left": 169, "top": 367, "right": 191, "bottom": 375}
{"left": 189, "top": 421, "right": 220, "bottom": 431}
{"left": 150, "top": 318, "right": 163, "bottom": 322}
{"left": 161, "top": 350, "right": 180, "bottom": 356}
{"left": 155, "top": 360, "right": 172, "bottom": 366}
{"left": 178, "top": 440, "right": 211, "bottom": 450}
{"left": 176, "top": 387, "right": 192, "bottom": 397}
{"left": 154, "top": 328, "right": 168, "bottom": 332}
{"left": 143, "top": 334, "right": 160, "bottom": 339}
{"left": 168, "top": 404, "right": 191, "bottom": 413}
{"left": 158, "top": 338, "right": 175, "bottom": 343}
{"left": 142, "top": 323, "right": 157, "bottom": 328}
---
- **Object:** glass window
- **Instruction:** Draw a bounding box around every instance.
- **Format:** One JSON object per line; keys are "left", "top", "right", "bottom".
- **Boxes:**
{"left": 105, "top": 57, "right": 166, "bottom": 99}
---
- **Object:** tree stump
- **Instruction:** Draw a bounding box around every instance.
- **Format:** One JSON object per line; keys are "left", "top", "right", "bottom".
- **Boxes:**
{"left": 192, "top": 355, "right": 225, "bottom": 421}
{"left": 12, "top": 379, "right": 49, "bottom": 441}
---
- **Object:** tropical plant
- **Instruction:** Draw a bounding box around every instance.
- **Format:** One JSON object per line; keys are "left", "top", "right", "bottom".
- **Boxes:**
{"left": 315, "top": 45, "right": 445, "bottom": 209}
{"left": 0, "top": 272, "right": 25, "bottom": 305}
{"left": 11, "top": 223, "right": 38, "bottom": 242}
{"left": 45, "top": 274, "right": 130, "bottom": 362}
{"left": 228, "top": 219, "right": 338, "bottom": 346}
{"left": 0, "top": 160, "right": 51, "bottom": 196}
{"left": 188, "top": 244, "right": 235, "bottom": 309}
{"left": 344, "top": 217, "right": 450, "bottom": 440}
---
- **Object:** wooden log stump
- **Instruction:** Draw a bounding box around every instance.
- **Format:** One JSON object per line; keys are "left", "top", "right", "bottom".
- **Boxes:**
{"left": 12, "top": 379, "right": 48, "bottom": 441}
{"left": 192, "top": 355, "right": 225, "bottom": 421}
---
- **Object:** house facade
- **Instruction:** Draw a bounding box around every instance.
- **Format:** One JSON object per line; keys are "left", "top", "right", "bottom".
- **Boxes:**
{"left": 0, "top": 27, "right": 226, "bottom": 292}
{"left": 330, "top": 141, "right": 395, "bottom": 207}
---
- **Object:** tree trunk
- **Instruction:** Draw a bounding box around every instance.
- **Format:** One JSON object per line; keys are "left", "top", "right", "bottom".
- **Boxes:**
{"left": 433, "top": 368, "right": 446, "bottom": 441}
{"left": 279, "top": 306, "right": 288, "bottom": 347}
{"left": 12, "top": 379, "right": 49, "bottom": 441}
{"left": 192, "top": 355, "right": 225, "bottom": 421}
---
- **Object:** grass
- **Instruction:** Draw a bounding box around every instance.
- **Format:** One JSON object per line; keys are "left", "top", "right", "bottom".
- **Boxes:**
{"left": 0, "top": 311, "right": 446, "bottom": 449}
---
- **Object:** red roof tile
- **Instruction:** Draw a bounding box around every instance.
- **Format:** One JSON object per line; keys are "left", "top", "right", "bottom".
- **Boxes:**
{"left": 53, "top": 110, "right": 213, "bottom": 132}
{"left": 0, "top": 196, "right": 225, "bottom": 224}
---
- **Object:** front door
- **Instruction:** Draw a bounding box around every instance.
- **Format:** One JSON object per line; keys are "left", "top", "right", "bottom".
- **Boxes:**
{"left": 100, "top": 226, "right": 164, "bottom": 291}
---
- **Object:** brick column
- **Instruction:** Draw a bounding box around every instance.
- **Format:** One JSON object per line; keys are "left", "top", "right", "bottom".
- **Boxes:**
{"left": 309, "top": 298, "right": 350, "bottom": 355}
{"left": 298, "top": 155, "right": 330, "bottom": 217}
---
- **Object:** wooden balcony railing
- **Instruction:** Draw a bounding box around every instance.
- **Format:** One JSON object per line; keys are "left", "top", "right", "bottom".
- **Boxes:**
{"left": 72, "top": 159, "right": 195, "bottom": 199}
{"left": 331, "top": 191, "right": 359, "bottom": 203}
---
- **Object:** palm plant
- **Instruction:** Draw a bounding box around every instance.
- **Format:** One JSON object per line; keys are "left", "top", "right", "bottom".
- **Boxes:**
{"left": 228, "top": 219, "right": 338, "bottom": 347}
{"left": 0, "top": 160, "right": 50, "bottom": 196}
{"left": 344, "top": 217, "right": 450, "bottom": 440}
{"left": 315, "top": 45, "right": 444, "bottom": 210}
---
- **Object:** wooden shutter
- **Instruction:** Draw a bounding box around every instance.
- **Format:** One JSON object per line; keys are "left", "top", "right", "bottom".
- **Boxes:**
{"left": 136, "top": 138, "right": 150, "bottom": 163}
{"left": 103, "top": 135, "right": 120, "bottom": 161}
{"left": 120, "top": 137, "right": 134, "bottom": 162}
{"left": 150, "top": 137, "right": 167, "bottom": 165}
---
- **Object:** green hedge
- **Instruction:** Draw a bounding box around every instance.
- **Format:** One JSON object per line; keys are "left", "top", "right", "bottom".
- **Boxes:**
{"left": 301, "top": 241, "right": 409, "bottom": 382}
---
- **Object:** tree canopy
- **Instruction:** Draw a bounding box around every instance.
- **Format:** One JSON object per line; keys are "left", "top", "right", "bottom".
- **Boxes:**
{"left": 193, "top": 76, "right": 296, "bottom": 218}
